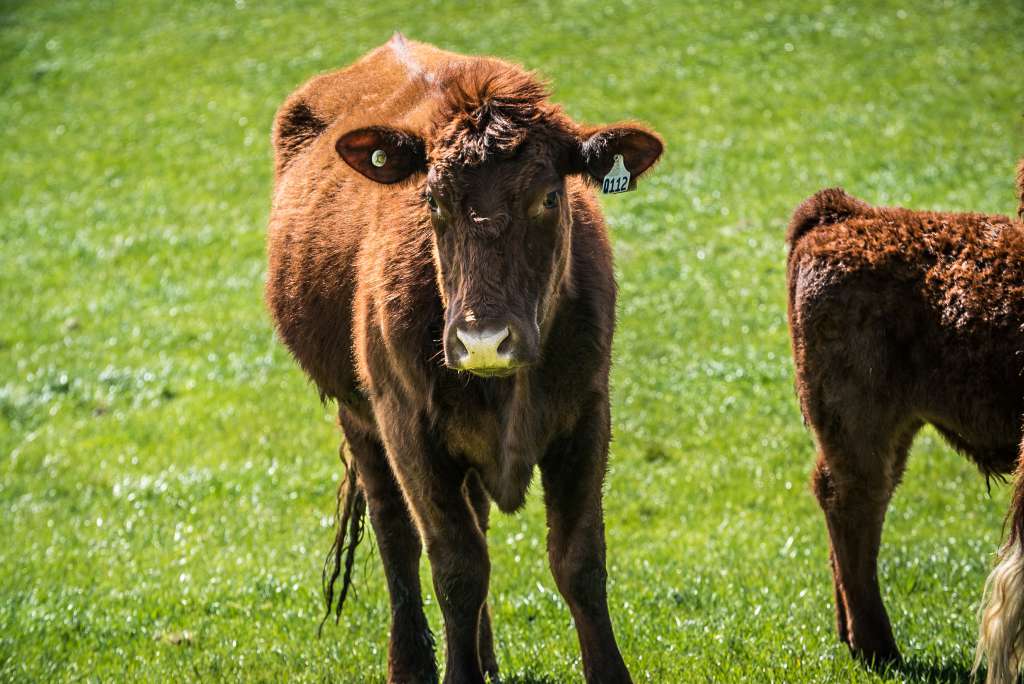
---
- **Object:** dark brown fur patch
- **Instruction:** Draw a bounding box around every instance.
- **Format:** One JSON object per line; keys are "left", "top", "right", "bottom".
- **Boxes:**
{"left": 273, "top": 101, "right": 328, "bottom": 175}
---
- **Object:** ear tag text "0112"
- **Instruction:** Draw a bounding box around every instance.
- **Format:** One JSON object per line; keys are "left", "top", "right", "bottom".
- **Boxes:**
{"left": 601, "top": 154, "right": 632, "bottom": 194}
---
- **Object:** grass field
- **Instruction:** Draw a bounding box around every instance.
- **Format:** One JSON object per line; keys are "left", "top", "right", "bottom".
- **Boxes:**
{"left": 2, "top": 0, "right": 1023, "bottom": 681}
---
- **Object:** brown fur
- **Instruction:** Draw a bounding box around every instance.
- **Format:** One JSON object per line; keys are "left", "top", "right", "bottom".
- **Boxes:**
{"left": 266, "top": 35, "right": 661, "bottom": 684}
{"left": 786, "top": 165, "right": 1024, "bottom": 668}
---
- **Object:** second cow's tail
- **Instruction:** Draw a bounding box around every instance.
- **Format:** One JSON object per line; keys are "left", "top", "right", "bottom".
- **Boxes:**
{"left": 976, "top": 460, "right": 1024, "bottom": 683}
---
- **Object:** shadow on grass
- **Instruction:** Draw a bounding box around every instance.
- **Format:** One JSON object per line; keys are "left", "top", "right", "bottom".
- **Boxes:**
{"left": 872, "top": 657, "right": 976, "bottom": 684}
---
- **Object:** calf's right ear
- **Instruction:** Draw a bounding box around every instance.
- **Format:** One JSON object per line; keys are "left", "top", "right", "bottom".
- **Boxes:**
{"left": 336, "top": 127, "right": 427, "bottom": 184}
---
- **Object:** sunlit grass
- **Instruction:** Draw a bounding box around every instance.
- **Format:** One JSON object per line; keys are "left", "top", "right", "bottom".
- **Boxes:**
{"left": 2, "top": 0, "right": 1023, "bottom": 681}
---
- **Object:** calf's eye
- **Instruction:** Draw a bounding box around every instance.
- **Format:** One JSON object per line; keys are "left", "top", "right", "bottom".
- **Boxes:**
{"left": 542, "top": 190, "right": 560, "bottom": 209}
{"left": 425, "top": 191, "right": 438, "bottom": 211}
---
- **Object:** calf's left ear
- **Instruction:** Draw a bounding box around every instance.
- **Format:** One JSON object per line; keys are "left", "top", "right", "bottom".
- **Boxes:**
{"left": 336, "top": 126, "right": 427, "bottom": 184}
{"left": 572, "top": 124, "right": 664, "bottom": 187}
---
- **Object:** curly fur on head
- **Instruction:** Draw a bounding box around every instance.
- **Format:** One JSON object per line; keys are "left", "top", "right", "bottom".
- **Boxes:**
{"left": 430, "top": 61, "right": 576, "bottom": 170}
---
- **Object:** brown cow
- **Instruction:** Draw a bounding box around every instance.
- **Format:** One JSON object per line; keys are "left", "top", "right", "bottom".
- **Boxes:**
{"left": 266, "top": 34, "right": 662, "bottom": 684}
{"left": 786, "top": 160, "right": 1024, "bottom": 683}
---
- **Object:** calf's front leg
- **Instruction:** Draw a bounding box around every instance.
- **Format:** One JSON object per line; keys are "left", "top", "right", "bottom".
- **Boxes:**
{"left": 465, "top": 471, "right": 500, "bottom": 682}
{"left": 376, "top": 404, "right": 491, "bottom": 684}
{"left": 540, "top": 401, "right": 632, "bottom": 684}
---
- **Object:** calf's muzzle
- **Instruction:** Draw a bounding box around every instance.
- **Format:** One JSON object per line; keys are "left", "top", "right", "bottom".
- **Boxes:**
{"left": 445, "top": 318, "right": 537, "bottom": 377}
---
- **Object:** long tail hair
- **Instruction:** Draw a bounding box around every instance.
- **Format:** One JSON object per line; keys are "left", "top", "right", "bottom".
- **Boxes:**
{"left": 318, "top": 446, "right": 366, "bottom": 636}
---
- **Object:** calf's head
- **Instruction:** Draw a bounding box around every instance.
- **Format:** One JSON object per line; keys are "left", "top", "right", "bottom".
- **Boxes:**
{"left": 336, "top": 67, "right": 662, "bottom": 377}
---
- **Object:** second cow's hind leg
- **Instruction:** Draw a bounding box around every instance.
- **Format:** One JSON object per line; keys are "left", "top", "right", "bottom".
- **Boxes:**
{"left": 811, "top": 418, "right": 919, "bottom": 665}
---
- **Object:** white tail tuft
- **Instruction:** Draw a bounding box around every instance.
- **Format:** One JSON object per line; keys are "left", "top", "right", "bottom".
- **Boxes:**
{"left": 976, "top": 541, "right": 1024, "bottom": 683}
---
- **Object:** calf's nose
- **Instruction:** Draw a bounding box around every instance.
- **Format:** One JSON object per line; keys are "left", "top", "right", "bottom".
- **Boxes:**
{"left": 454, "top": 325, "right": 512, "bottom": 370}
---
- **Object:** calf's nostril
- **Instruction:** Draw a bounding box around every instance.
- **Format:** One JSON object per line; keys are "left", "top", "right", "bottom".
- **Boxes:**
{"left": 450, "top": 335, "right": 469, "bottom": 361}
{"left": 496, "top": 332, "right": 513, "bottom": 356}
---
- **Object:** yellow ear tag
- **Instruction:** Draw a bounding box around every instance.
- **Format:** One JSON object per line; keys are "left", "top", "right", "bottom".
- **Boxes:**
{"left": 601, "top": 154, "right": 632, "bottom": 195}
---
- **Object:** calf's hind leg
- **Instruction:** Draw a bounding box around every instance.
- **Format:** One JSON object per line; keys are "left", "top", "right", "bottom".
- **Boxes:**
{"left": 811, "top": 418, "right": 919, "bottom": 665}
{"left": 340, "top": 413, "right": 438, "bottom": 684}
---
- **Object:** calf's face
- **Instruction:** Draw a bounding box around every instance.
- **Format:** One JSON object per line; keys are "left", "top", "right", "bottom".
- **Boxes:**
{"left": 426, "top": 141, "right": 572, "bottom": 376}
{"left": 336, "top": 121, "right": 662, "bottom": 377}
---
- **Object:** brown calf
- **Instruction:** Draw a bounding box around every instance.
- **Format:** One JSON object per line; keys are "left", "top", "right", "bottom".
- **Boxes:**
{"left": 786, "top": 161, "right": 1024, "bottom": 682}
{"left": 266, "top": 35, "right": 662, "bottom": 684}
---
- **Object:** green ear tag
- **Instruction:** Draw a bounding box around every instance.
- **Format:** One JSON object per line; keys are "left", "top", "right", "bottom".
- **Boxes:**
{"left": 601, "top": 154, "right": 632, "bottom": 194}
{"left": 371, "top": 149, "right": 387, "bottom": 167}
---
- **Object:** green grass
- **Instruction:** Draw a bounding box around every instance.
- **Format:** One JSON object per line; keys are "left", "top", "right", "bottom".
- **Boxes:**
{"left": 2, "top": 0, "right": 1023, "bottom": 681}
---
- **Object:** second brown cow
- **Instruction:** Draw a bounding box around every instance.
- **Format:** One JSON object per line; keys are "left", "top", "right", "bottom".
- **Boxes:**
{"left": 266, "top": 35, "right": 662, "bottom": 684}
{"left": 787, "top": 160, "right": 1024, "bottom": 682}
